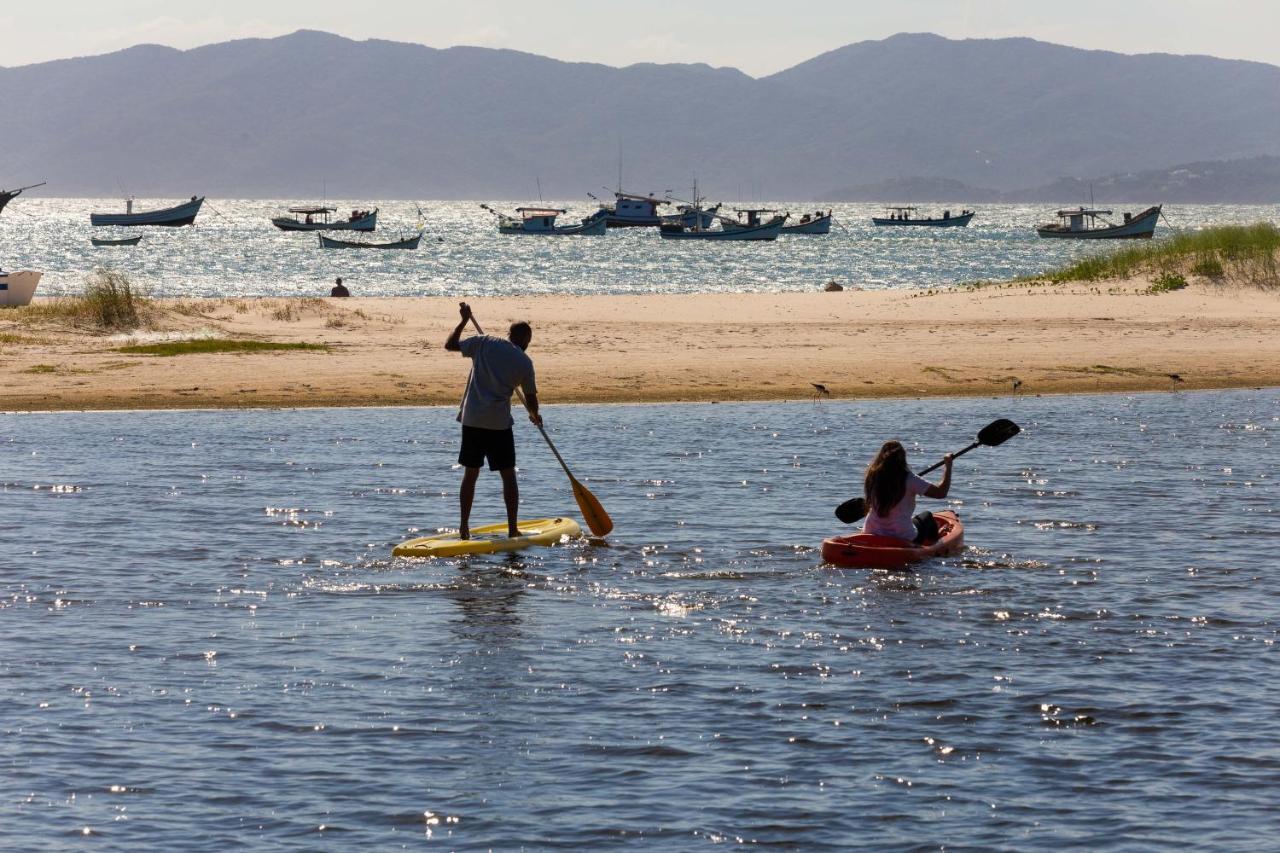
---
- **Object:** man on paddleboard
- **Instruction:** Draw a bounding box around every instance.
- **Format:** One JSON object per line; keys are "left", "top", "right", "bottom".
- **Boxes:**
{"left": 445, "top": 302, "right": 541, "bottom": 539}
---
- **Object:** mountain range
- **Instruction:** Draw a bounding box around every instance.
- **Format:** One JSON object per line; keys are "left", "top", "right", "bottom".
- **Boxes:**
{"left": 2, "top": 30, "right": 1279, "bottom": 200}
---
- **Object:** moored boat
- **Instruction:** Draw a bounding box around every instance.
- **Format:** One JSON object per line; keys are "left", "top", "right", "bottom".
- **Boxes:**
{"left": 90, "top": 196, "right": 204, "bottom": 227}
{"left": 783, "top": 209, "right": 833, "bottom": 235}
{"left": 1035, "top": 205, "right": 1161, "bottom": 239}
{"left": 599, "top": 190, "right": 670, "bottom": 228}
{"left": 91, "top": 235, "right": 143, "bottom": 247}
{"left": 719, "top": 208, "right": 791, "bottom": 233}
{"left": 0, "top": 270, "right": 43, "bottom": 307}
{"left": 272, "top": 206, "right": 378, "bottom": 232}
{"left": 319, "top": 231, "right": 422, "bottom": 250}
{"left": 0, "top": 182, "right": 45, "bottom": 216}
{"left": 487, "top": 205, "right": 608, "bottom": 236}
{"left": 821, "top": 511, "right": 964, "bottom": 569}
{"left": 872, "top": 206, "right": 974, "bottom": 227}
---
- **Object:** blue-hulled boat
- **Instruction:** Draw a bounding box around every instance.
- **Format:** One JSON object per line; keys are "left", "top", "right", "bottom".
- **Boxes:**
{"left": 90, "top": 196, "right": 204, "bottom": 227}
{"left": 1035, "top": 205, "right": 1161, "bottom": 239}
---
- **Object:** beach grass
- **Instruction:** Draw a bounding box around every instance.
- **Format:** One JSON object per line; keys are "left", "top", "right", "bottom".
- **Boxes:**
{"left": 1043, "top": 223, "right": 1280, "bottom": 287}
{"left": 10, "top": 269, "right": 150, "bottom": 330}
{"left": 117, "top": 339, "right": 329, "bottom": 356}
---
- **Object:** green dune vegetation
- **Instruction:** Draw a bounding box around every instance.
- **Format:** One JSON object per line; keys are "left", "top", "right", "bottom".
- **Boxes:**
{"left": 11, "top": 269, "right": 149, "bottom": 330}
{"left": 1039, "top": 223, "right": 1280, "bottom": 289}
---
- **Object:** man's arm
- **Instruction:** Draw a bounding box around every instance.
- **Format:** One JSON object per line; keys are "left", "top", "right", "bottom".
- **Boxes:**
{"left": 523, "top": 391, "right": 541, "bottom": 426}
{"left": 444, "top": 301, "right": 473, "bottom": 352}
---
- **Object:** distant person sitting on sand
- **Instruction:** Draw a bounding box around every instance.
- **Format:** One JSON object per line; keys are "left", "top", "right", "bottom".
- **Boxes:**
{"left": 330, "top": 277, "right": 350, "bottom": 297}
{"left": 863, "top": 440, "right": 953, "bottom": 543}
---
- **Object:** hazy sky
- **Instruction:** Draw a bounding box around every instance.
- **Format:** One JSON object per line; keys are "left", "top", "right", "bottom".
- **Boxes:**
{"left": 4, "top": 0, "right": 1278, "bottom": 74}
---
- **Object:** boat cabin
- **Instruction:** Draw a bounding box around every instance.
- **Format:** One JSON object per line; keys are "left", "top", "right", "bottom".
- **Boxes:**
{"left": 733, "top": 208, "right": 779, "bottom": 227}
{"left": 513, "top": 207, "right": 567, "bottom": 232}
{"left": 1054, "top": 208, "right": 1111, "bottom": 231}
{"left": 289, "top": 206, "right": 337, "bottom": 225}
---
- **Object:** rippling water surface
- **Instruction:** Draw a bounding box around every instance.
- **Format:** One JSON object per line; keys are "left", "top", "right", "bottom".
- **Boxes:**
{"left": 3, "top": 199, "right": 1277, "bottom": 297}
{"left": 2, "top": 389, "right": 1277, "bottom": 847}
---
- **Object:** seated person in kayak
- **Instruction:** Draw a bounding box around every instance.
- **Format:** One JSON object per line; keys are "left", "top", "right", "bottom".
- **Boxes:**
{"left": 863, "top": 440, "right": 953, "bottom": 543}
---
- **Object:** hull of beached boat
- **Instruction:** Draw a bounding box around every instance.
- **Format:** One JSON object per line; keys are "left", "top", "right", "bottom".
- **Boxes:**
{"left": 783, "top": 214, "right": 832, "bottom": 234}
{"left": 1036, "top": 205, "right": 1160, "bottom": 239}
{"left": 319, "top": 232, "right": 422, "bottom": 249}
{"left": 659, "top": 218, "right": 782, "bottom": 241}
{"left": 90, "top": 197, "right": 204, "bottom": 227}
{"left": 872, "top": 212, "right": 974, "bottom": 227}
{"left": 273, "top": 211, "right": 378, "bottom": 232}
{"left": 0, "top": 271, "right": 42, "bottom": 306}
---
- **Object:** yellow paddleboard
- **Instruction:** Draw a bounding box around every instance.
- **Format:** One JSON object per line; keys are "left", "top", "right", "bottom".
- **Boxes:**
{"left": 393, "top": 516, "right": 582, "bottom": 558}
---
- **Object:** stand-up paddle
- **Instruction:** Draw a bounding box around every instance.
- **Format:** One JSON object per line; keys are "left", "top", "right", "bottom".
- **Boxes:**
{"left": 468, "top": 312, "right": 614, "bottom": 537}
{"left": 834, "top": 419, "right": 1021, "bottom": 524}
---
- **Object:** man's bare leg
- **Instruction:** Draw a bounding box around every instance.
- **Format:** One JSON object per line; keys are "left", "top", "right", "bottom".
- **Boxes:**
{"left": 459, "top": 466, "right": 480, "bottom": 539}
{"left": 499, "top": 467, "right": 521, "bottom": 536}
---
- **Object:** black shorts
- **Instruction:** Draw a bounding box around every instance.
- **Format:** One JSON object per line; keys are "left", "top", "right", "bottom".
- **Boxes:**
{"left": 458, "top": 425, "right": 516, "bottom": 471}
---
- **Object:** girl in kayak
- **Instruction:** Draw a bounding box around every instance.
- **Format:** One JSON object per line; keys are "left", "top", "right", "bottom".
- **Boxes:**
{"left": 863, "top": 440, "right": 953, "bottom": 543}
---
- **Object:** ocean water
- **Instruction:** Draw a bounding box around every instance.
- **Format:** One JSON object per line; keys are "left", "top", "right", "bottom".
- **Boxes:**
{"left": 2, "top": 198, "right": 1277, "bottom": 297}
{"left": 1, "top": 389, "right": 1276, "bottom": 848}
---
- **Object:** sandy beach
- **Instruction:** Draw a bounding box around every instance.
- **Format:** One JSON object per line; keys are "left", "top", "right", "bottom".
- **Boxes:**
{"left": 2, "top": 279, "right": 1277, "bottom": 411}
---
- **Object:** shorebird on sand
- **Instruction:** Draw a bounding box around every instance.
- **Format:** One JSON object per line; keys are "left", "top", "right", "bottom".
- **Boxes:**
{"left": 1012, "top": 378, "right": 1023, "bottom": 393}
{"left": 811, "top": 383, "right": 831, "bottom": 402}
{"left": 1168, "top": 373, "right": 1183, "bottom": 383}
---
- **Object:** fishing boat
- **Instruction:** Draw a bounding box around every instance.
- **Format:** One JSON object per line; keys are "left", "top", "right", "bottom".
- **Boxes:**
{"left": 659, "top": 187, "right": 784, "bottom": 241}
{"left": 1036, "top": 205, "right": 1161, "bottom": 239}
{"left": 872, "top": 206, "right": 974, "bottom": 227}
{"left": 719, "top": 208, "right": 792, "bottom": 233}
{"left": 0, "top": 182, "right": 45, "bottom": 215}
{"left": 597, "top": 190, "right": 671, "bottom": 228}
{"left": 90, "top": 196, "right": 204, "bottom": 227}
{"left": 272, "top": 206, "right": 378, "bottom": 232}
{"left": 783, "top": 209, "right": 833, "bottom": 235}
{"left": 319, "top": 231, "right": 422, "bottom": 250}
{"left": 486, "top": 205, "right": 608, "bottom": 236}
{"left": 671, "top": 202, "right": 722, "bottom": 229}
{"left": 0, "top": 270, "right": 42, "bottom": 306}
{"left": 91, "top": 235, "right": 143, "bottom": 247}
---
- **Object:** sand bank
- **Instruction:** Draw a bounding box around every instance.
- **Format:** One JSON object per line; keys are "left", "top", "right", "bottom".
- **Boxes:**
{"left": 2, "top": 281, "right": 1277, "bottom": 411}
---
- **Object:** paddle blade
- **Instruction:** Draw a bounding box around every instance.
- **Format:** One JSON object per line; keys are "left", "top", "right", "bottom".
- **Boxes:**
{"left": 571, "top": 475, "right": 613, "bottom": 537}
{"left": 978, "top": 419, "right": 1021, "bottom": 447}
{"left": 835, "top": 497, "right": 867, "bottom": 525}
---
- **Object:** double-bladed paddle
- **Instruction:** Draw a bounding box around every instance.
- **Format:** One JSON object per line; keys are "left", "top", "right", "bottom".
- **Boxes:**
{"left": 467, "top": 312, "right": 614, "bottom": 537}
{"left": 834, "top": 419, "right": 1021, "bottom": 524}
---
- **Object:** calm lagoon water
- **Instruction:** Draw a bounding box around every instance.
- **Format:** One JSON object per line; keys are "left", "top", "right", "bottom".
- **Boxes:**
{"left": 1, "top": 389, "right": 1277, "bottom": 848}
{"left": 4, "top": 199, "right": 1278, "bottom": 297}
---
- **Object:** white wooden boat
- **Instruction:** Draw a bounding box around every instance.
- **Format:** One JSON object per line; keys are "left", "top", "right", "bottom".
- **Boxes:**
{"left": 783, "top": 210, "right": 833, "bottom": 235}
{"left": 273, "top": 206, "right": 378, "bottom": 231}
{"left": 0, "top": 270, "right": 42, "bottom": 306}
{"left": 90, "top": 196, "right": 204, "bottom": 227}
{"left": 659, "top": 190, "right": 784, "bottom": 241}
{"left": 872, "top": 206, "right": 974, "bottom": 227}
{"left": 1036, "top": 205, "right": 1160, "bottom": 239}
{"left": 487, "top": 205, "right": 608, "bottom": 235}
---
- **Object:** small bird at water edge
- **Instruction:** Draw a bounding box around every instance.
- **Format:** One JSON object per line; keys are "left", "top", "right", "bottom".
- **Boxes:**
{"left": 1168, "top": 373, "right": 1183, "bottom": 383}
{"left": 811, "top": 383, "right": 831, "bottom": 401}
{"left": 1012, "top": 378, "right": 1023, "bottom": 393}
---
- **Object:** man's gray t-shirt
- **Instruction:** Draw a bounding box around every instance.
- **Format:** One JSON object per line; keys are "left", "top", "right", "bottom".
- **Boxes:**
{"left": 457, "top": 334, "right": 537, "bottom": 430}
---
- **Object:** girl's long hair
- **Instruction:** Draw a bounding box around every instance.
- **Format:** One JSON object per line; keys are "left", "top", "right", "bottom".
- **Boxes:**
{"left": 864, "top": 440, "right": 910, "bottom": 515}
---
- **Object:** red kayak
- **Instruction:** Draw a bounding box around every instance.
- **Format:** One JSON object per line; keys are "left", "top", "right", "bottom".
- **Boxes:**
{"left": 821, "top": 511, "right": 964, "bottom": 569}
